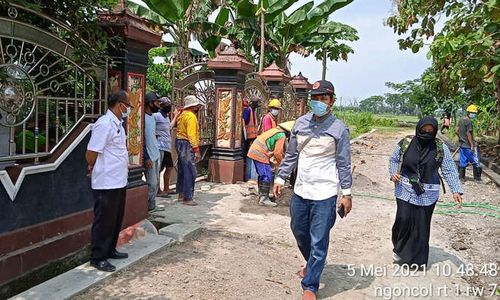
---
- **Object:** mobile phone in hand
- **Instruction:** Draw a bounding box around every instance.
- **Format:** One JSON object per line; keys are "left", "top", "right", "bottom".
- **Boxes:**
{"left": 337, "top": 206, "right": 345, "bottom": 218}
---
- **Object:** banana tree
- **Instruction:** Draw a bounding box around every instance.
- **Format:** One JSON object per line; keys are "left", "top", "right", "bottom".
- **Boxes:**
{"left": 131, "top": 0, "right": 224, "bottom": 66}
{"left": 264, "top": 0, "right": 354, "bottom": 72}
{"left": 303, "top": 21, "right": 359, "bottom": 79}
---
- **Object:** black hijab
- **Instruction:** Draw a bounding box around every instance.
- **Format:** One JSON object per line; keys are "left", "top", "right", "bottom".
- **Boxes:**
{"left": 401, "top": 116, "right": 440, "bottom": 186}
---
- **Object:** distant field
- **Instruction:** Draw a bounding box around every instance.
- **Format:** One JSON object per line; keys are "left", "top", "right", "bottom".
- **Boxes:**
{"left": 376, "top": 114, "right": 419, "bottom": 123}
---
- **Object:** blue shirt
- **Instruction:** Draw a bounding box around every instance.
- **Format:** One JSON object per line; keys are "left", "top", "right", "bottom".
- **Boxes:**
{"left": 154, "top": 112, "right": 172, "bottom": 152}
{"left": 144, "top": 113, "right": 160, "bottom": 162}
{"left": 388, "top": 142, "right": 463, "bottom": 206}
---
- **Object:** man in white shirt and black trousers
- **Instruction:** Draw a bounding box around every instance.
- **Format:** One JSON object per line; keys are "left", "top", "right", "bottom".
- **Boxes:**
{"left": 86, "top": 89, "right": 132, "bottom": 272}
{"left": 274, "top": 80, "right": 353, "bottom": 300}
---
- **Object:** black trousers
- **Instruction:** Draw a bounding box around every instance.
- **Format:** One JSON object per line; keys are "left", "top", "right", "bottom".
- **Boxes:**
{"left": 392, "top": 198, "right": 436, "bottom": 266}
{"left": 91, "top": 187, "right": 126, "bottom": 261}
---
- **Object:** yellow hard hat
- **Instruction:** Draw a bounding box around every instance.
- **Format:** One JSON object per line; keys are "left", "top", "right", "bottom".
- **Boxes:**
{"left": 278, "top": 121, "right": 295, "bottom": 132}
{"left": 466, "top": 104, "right": 478, "bottom": 113}
{"left": 268, "top": 99, "right": 282, "bottom": 109}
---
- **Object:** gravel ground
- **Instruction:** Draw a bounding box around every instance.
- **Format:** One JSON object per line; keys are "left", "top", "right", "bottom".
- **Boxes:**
{"left": 75, "top": 129, "right": 499, "bottom": 300}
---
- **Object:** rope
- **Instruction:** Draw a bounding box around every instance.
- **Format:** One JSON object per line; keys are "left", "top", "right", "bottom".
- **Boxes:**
{"left": 352, "top": 192, "right": 500, "bottom": 219}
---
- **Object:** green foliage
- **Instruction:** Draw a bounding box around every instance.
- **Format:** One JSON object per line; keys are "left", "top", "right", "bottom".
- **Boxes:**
{"left": 386, "top": 0, "right": 500, "bottom": 118}
{"left": 3, "top": 0, "right": 120, "bottom": 66}
{"left": 262, "top": 0, "right": 354, "bottom": 69}
{"left": 335, "top": 110, "right": 396, "bottom": 136}
{"left": 147, "top": 47, "right": 174, "bottom": 97}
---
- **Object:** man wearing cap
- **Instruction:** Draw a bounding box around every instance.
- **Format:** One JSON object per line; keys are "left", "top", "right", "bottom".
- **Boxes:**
{"left": 259, "top": 98, "right": 282, "bottom": 133}
{"left": 154, "top": 97, "right": 180, "bottom": 195}
{"left": 85, "top": 89, "right": 132, "bottom": 272}
{"left": 457, "top": 104, "right": 481, "bottom": 180}
{"left": 273, "top": 80, "right": 352, "bottom": 300}
{"left": 176, "top": 95, "right": 203, "bottom": 206}
{"left": 144, "top": 92, "right": 162, "bottom": 211}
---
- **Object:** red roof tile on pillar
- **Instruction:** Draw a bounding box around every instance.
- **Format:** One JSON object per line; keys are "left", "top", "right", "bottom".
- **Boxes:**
{"left": 208, "top": 45, "right": 254, "bottom": 72}
{"left": 290, "top": 72, "right": 312, "bottom": 90}
{"left": 260, "top": 62, "right": 291, "bottom": 83}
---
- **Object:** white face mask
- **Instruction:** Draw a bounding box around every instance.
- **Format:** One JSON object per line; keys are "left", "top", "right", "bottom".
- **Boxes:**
{"left": 121, "top": 104, "right": 131, "bottom": 118}
{"left": 271, "top": 109, "right": 280, "bottom": 116}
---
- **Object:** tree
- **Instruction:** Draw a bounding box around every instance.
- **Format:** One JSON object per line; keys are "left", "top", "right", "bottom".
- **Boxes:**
{"left": 359, "top": 96, "right": 385, "bottom": 113}
{"left": 262, "top": 0, "right": 354, "bottom": 71}
{"left": 304, "top": 21, "right": 358, "bottom": 80}
{"left": 386, "top": 0, "right": 500, "bottom": 121}
{"left": 135, "top": 0, "right": 224, "bottom": 66}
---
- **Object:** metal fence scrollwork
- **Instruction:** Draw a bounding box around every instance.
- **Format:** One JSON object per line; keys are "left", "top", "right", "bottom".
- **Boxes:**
{"left": 244, "top": 72, "right": 270, "bottom": 119}
{"left": 0, "top": 4, "right": 108, "bottom": 162}
{"left": 282, "top": 84, "right": 299, "bottom": 122}
{"left": 171, "top": 56, "right": 215, "bottom": 146}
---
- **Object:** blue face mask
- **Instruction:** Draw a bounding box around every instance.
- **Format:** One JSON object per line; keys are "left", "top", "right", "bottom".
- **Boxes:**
{"left": 310, "top": 100, "right": 329, "bottom": 117}
{"left": 469, "top": 113, "right": 477, "bottom": 119}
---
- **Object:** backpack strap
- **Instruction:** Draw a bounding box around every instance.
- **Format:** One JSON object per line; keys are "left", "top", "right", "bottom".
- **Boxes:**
{"left": 435, "top": 138, "right": 447, "bottom": 194}
{"left": 397, "top": 136, "right": 447, "bottom": 194}
{"left": 397, "top": 135, "right": 413, "bottom": 173}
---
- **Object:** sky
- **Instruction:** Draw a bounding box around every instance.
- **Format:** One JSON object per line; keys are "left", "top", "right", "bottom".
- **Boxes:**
{"left": 287, "top": 0, "right": 431, "bottom": 105}
{"left": 132, "top": 0, "right": 432, "bottom": 105}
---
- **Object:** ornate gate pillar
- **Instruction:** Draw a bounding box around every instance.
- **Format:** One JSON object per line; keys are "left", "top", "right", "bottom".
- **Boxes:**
{"left": 207, "top": 46, "right": 253, "bottom": 184}
{"left": 290, "top": 72, "right": 312, "bottom": 116}
{"left": 260, "top": 62, "right": 291, "bottom": 98}
{"left": 99, "top": 3, "right": 161, "bottom": 227}
{"left": 260, "top": 62, "right": 291, "bottom": 122}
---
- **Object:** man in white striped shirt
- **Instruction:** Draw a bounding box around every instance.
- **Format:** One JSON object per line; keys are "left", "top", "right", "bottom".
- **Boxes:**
{"left": 274, "top": 80, "right": 352, "bottom": 300}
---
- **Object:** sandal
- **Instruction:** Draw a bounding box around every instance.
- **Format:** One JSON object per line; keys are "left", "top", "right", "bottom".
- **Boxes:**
{"left": 182, "top": 200, "right": 198, "bottom": 206}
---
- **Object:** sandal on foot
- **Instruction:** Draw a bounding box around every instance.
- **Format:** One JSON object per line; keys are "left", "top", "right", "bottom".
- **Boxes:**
{"left": 182, "top": 200, "right": 198, "bottom": 206}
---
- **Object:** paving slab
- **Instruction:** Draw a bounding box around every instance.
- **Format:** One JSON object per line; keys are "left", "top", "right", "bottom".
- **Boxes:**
{"left": 159, "top": 223, "right": 202, "bottom": 242}
{"left": 10, "top": 235, "right": 175, "bottom": 300}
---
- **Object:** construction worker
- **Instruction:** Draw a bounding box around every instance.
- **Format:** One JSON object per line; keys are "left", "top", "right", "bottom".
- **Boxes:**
{"left": 248, "top": 121, "right": 295, "bottom": 207}
{"left": 259, "top": 98, "right": 282, "bottom": 133}
{"left": 456, "top": 104, "right": 481, "bottom": 180}
{"left": 243, "top": 97, "right": 259, "bottom": 183}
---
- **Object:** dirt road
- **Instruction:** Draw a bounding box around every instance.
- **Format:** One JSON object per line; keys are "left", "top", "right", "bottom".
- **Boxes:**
{"left": 75, "top": 130, "right": 499, "bottom": 300}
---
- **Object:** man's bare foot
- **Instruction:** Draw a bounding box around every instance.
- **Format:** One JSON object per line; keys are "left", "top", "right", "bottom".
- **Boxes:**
{"left": 303, "top": 290, "right": 316, "bottom": 300}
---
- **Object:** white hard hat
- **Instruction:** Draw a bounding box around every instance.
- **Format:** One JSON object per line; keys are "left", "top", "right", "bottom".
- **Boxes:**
{"left": 183, "top": 95, "right": 203, "bottom": 109}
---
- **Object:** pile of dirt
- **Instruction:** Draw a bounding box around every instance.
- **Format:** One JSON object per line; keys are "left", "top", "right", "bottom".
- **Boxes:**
{"left": 478, "top": 140, "right": 500, "bottom": 165}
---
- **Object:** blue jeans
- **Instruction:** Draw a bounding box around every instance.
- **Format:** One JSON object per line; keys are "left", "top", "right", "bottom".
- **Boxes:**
{"left": 245, "top": 157, "right": 258, "bottom": 181}
{"left": 144, "top": 158, "right": 160, "bottom": 209}
{"left": 290, "top": 193, "right": 337, "bottom": 293}
{"left": 176, "top": 139, "right": 197, "bottom": 200}
{"left": 459, "top": 147, "right": 480, "bottom": 167}
{"left": 253, "top": 160, "right": 273, "bottom": 183}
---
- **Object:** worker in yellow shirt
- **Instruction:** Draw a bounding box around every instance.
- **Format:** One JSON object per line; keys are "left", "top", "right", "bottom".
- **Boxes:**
{"left": 176, "top": 95, "right": 203, "bottom": 206}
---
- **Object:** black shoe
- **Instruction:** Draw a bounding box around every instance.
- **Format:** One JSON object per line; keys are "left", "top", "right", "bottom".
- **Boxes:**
{"left": 473, "top": 167, "right": 482, "bottom": 181}
{"left": 109, "top": 249, "right": 128, "bottom": 259}
{"left": 90, "top": 259, "right": 116, "bottom": 272}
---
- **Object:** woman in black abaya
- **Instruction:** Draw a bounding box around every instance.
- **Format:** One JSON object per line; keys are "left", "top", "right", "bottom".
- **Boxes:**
{"left": 388, "top": 116, "right": 463, "bottom": 267}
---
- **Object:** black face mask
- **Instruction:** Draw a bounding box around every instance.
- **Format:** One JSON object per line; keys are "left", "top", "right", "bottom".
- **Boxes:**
{"left": 417, "top": 131, "right": 435, "bottom": 141}
{"left": 150, "top": 103, "right": 159, "bottom": 113}
{"left": 161, "top": 106, "right": 172, "bottom": 114}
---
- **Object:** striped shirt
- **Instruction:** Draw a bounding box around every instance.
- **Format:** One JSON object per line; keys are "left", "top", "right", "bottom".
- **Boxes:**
{"left": 388, "top": 142, "right": 463, "bottom": 206}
